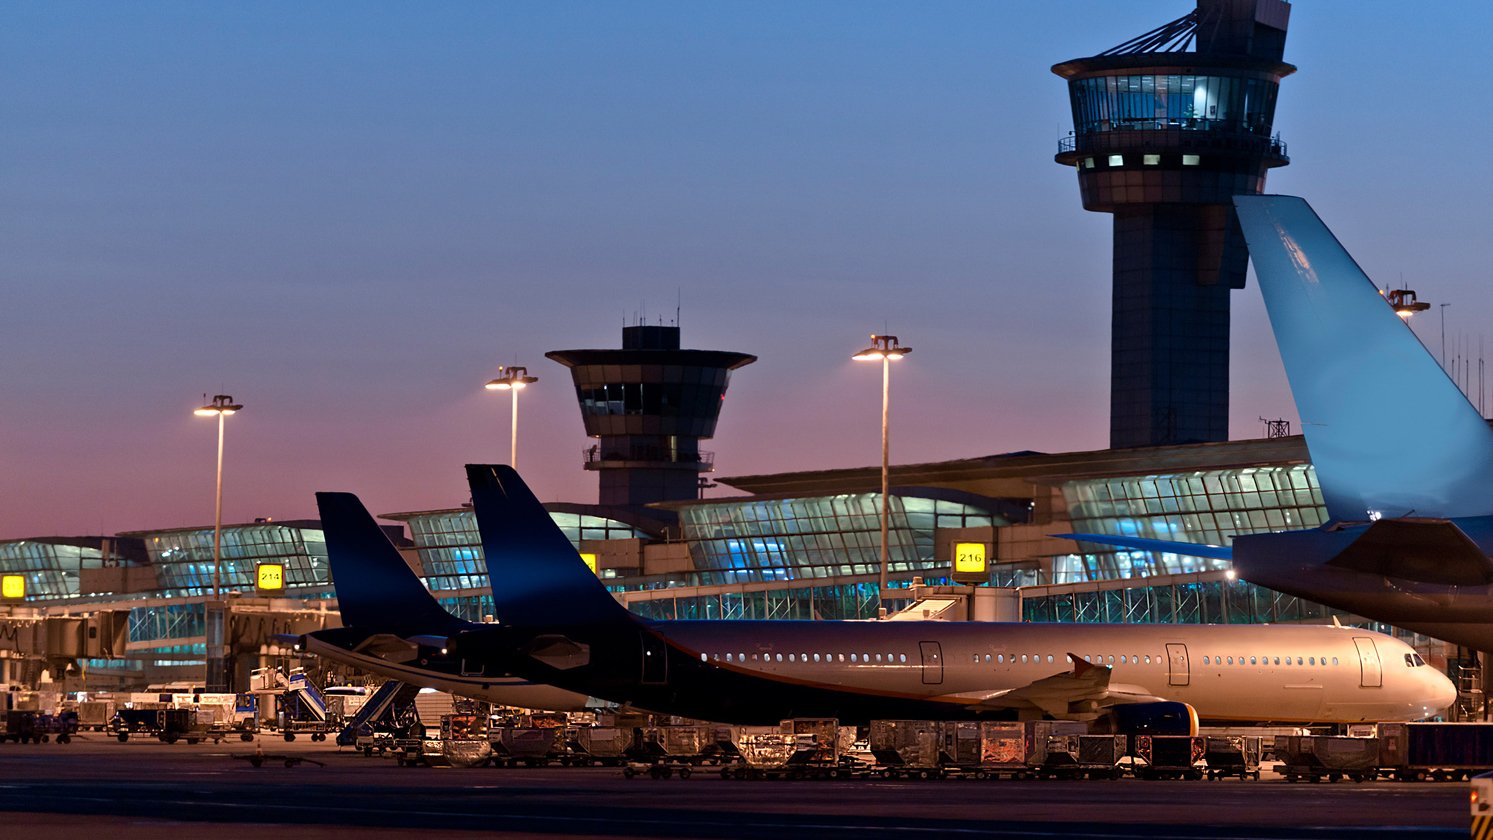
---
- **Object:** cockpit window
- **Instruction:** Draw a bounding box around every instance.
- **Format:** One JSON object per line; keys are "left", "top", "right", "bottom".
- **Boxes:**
{"left": 1405, "top": 653, "right": 1415, "bottom": 667}
{"left": 1414, "top": 654, "right": 1426, "bottom": 667}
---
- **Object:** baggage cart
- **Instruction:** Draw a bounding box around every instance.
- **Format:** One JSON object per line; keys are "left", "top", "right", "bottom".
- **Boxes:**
{"left": 565, "top": 725, "right": 635, "bottom": 766}
{"left": 75, "top": 700, "right": 116, "bottom": 732}
{"left": 1202, "top": 735, "right": 1262, "bottom": 780}
{"left": 1132, "top": 734, "right": 1205, "bottom": 780}
{"left": 491, "top": 726, "right": 564, "bottom": 767}
{"left": 1274, "top": 735, "right": 1378, "bottom": 783}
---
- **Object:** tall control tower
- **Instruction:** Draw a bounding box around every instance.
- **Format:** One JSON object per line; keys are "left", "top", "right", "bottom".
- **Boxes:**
{"left": 1054, "top": 0, "right": 1293, "bottom": 448}
{"left": 548, "top": 325, "right": 756, "bottom": 506}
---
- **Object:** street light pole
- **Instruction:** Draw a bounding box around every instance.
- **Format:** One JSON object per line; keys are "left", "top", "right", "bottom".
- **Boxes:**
{"left": 486, "top": 366, "right": 538, "bottom": 469}
{"left": 853, "top": 335, "right": 911, "bottom": 605}
{"left": 194, "top": 394, "right": 243, "bottom": 599}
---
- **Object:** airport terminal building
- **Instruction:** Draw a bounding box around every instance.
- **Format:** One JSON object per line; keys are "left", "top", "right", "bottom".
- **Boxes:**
{"left": 2, "top": 0, "right": 1476, "bottom": 715}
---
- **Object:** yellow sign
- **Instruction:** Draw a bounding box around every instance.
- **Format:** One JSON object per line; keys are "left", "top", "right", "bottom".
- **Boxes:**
{"left": 579, "top": 553, "right": 598, "bottom": 575}
{"left": 256, "top": 563, "right": 285, "bottom": 592}
{"left": 1, "top": 574, "right": 24, "bottom": 599}
{"left": 954, "top": 543, "right": 987, "bottom": 574}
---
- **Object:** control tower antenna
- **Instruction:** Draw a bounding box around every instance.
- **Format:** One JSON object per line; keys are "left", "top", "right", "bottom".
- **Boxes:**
{"left": 1054, "top": 0, "right": 1294, "bottom": 448}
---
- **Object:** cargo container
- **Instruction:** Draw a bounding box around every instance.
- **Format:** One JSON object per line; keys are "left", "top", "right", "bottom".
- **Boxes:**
{"left": 1275, "top": 735, "right": 1378, "bottom": 783}
{"left": 565, "top": 725, "right": 635, "bottom": 766}
{"left": 869, "top": 720, "right": 943, "bottom": 777}
{"left": 491, "top": 726, "right": 565, "bottom": 767}
{"left": 1377, "top": 722, "right": 1493, "bottom": 782}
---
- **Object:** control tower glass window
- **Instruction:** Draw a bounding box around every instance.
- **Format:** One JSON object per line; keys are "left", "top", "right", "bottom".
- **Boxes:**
{"left": 1069, "top": 74, "right": 1278, "bottom": 137}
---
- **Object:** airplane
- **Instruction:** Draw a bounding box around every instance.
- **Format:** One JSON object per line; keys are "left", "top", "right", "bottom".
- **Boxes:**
{"left": 443, "top": 464, "right": 1455, "bottom": 730}
{"left": 294, "top": 490, "right": 598, "bottom": 713}
{"left": 1061, "top": 194, "right": 1493, "bottom": 653}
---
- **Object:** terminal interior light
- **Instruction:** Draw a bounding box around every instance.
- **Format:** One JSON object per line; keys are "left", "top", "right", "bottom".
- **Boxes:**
{"left": 1, "top": 574, "right": 24, "bottom": 599}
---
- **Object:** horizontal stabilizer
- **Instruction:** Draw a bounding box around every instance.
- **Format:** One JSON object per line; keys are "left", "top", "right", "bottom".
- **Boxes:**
{"left": 1054, "top": 533, "right": 1234, "bottom": 561}
{"left": 1234, "top": 195, "right": 1493, "bottom": 520}
{"left": 1327, "top": 518, "right": 1493, "bottom": 586}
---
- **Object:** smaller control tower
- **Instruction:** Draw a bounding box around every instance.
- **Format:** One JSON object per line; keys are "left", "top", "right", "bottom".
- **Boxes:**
{"left": 548, "top": 326, "right": 756, "bottom": 506}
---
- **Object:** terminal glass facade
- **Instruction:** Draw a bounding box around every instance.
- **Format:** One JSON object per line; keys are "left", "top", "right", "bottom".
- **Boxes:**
{"left": 0, "top": 540, "right": 108, "bottom": 600}
{"left": 1052, "top": 464, "right": 1325, "bottom": 583}
{"left": 143, "top": 524, "right": 329, "bottom": 594}
{"left": 677, "top": 493, "right": 999, "bottom": 584}
{"left": 1068, "top": 73, "right": 1280, "bottom": 137}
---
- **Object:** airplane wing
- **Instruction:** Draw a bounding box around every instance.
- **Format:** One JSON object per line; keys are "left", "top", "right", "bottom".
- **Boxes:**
{"left": 352, "top": 633, "right": 420, "bottom": 663}
{"left": 949, "top": 654, "right": 1167, "bottom": 719}
{"left": 1054, "top": 533, "right": 1234, "bottom": 561}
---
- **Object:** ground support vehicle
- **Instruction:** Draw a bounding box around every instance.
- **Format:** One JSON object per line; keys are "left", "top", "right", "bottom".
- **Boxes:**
{"left": 1377, "top": 722, "right": 1493, "bottom": 782}
{"left": 1131, "top": 735, "right": 1206, "bottom": 780}
{"left": 1202, "top": 735, "right": 1262, "bottom": 780}
{"left": 489, "top": 726, "right": 566, "bottom": 767}
{"left": 2, "top": 710, "right": 77, "bottom": 744}
{"left": 1275, "top": 735, "right": 1378, "bottom": 783}
{"left": 112, "top": 708, "right": 214, "bottom": 744}
{"left": 564, "top": 725, "right": 635, "bottom": 766}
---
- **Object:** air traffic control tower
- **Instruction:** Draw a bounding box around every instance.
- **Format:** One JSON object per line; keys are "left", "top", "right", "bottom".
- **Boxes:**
{"left": 548, "top": 325, "right": 756, "bottom": 506}
{"left": 1054, "top": 0, "right": 1293, "bottom": 448}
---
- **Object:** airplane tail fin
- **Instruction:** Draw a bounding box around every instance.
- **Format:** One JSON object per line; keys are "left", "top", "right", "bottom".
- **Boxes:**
{"left": 465, "top": 464, "right": 634, "bottom": 628}
{"left": 316, "top": 491, "right": 468, "bottom": 637}
{"left": 1233, "top": 195, "right": 1493, "bottom": 520}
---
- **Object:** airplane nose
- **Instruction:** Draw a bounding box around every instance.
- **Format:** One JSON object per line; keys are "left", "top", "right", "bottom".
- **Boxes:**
{"left": 1431, "top": 672, "right": 1458, "bottom": 713}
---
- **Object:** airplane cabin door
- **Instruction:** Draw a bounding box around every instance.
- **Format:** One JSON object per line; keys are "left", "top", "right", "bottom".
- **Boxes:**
{"left": 1165, "top": 643, "right": 1189, "bottom": 687}
{"left": 919, "top": 641, "right": 944, "bottom": 685}
{"left": 641, "top": 632, "right": 668, "bottom": 685}
{"left": 1352, "top": 637, "right": 1383, "bottom": 688}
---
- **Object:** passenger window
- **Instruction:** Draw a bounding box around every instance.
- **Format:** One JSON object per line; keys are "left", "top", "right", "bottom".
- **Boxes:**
{"left": 775, "top": 653, "right": 783, "bottom": 662}
{"left": 1107, "top": 655, "right": 1114, "bottom": 665}
{"left": 1084, "top": 655, "right": 1092, "bottom": 663}
{"left": 1046, "top": 655, "right": 1054, "bottom": 664}
{"left": 1021, "top": 654, "right": 1028, "bottom": 664}
{"left": 812, "top": 653, "right": 820, "bottom": 663}
{"left": 1065, "top": 654, "right": 1073, "bottom": 663}
{"left": 1296, "top": 657, "right": 1304, "bottom": 665}
{"left": 1273, "top": 657, "right": 1280, "bottom": 665}
{"left": 1119, "top": 655, "right": 1127, "bottom": 664}
{"left": 1308, "top": 657, "right": 1315, "bottom": 665}
{"left": 1145, "top": 655, "right": 1152, "bottom": 664}
{"left": 1332, "top": 657, "right": 1339, "bottom": 666}
{"left": 1250, "top": 656, "right": 1257, "bottom": 665}
{"left": 788, "top": 654, "right": 795, "bottom": 662}
{"left": 997, "top": 654, "right": 1004, "bottom": 663}
{"left": 900, "top": 654, "right": 907, "bottom": 663}
{"left": 1203, "top": 656, "right": 1210, "bottom": 665}
{"left": 972, "top": 654, "right": 979, "bottom": 663}
{"left": 725, "top": 653, "right": 732, "bottom": 662}
{"left": 985, "top": 654, "right": 992, "bottom": 663}
{"left": 875, "top": 654, "right": 883, "bottom": 663}
{"left": 850, "top": 653, "right": 858, "bottom": 662}
{"left": 1283, "top": 657, "right": 1290, "bottom": 666}
{"left": 700, "top": 653, "right": 708, "bottom": 662}
{"left": 1226, "top": 656, "right": 1233, "bottom": 665}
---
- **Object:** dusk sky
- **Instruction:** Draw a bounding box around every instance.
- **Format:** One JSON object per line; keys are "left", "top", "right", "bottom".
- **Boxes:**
{"left": 6, "top": 1, "right": 1493, "bottom": 538}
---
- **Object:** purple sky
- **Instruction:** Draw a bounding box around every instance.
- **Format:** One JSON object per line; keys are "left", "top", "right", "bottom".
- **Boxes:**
{"left": 5, "top": 1, "right": 1492, "bottom": 538}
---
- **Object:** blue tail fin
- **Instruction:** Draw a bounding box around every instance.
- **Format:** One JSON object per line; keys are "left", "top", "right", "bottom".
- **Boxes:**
{"left": 316, "top": 491, "right": 468, "bottom": 637}
{"left": 1233, "top": 195, "right": 1493, "bottom": 520}
{"left": 464, "top": 464, "right": 632, "bottom": 628}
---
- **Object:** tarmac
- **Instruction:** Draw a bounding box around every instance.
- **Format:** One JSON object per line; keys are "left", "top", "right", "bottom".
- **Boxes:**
{"left": 0, "top": 735, "right": 1470, "bottom": 839}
